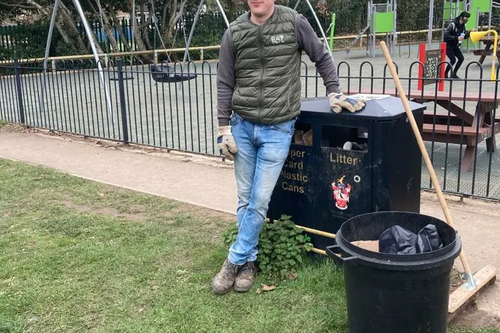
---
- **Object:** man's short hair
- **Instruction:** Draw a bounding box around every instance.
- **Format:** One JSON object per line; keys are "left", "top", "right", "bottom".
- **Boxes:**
{"left": 459, "top": 11, "right": 471, "bottom": 18}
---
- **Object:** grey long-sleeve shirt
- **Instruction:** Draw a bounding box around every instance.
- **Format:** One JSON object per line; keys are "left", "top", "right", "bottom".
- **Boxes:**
{"left": 217, "top": 14, "right": 341, "bottom": 127}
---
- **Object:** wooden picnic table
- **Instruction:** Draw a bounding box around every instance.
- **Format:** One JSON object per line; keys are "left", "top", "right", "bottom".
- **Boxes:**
{"left": 473, "top": 37, "right": 500, "bottom": 65}
{"left": 345, "top": 88, "right": 500, "bottom": 172}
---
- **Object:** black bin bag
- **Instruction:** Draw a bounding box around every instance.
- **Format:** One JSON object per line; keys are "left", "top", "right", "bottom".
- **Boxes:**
{"left": 417, "top": 224, "right": 443, "bottom": 253}
{"left": 379, "top": 225, "right": 418, "bottom": 254}
{"left": 379, "top": 224, "right": 443, "bottom": 254}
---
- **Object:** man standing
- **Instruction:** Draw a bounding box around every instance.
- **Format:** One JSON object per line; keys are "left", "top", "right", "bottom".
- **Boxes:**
{"left": 213, "top": 0, "right": 365, "bottom": 295}
{"left": 444, "top": 11, "right": 475, "bottom": 79}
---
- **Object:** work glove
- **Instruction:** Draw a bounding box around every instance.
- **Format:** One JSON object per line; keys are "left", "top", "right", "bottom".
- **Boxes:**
{"left": 217, "top": 126, "right": 238, "bottom": 161}
{"left": 329, "top": 93, "right": 366, "bottom": 114}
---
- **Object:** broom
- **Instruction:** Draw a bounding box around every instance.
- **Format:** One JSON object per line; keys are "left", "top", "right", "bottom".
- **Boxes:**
{"left": 379, "top": 41, "right": 497, "bottom": 320}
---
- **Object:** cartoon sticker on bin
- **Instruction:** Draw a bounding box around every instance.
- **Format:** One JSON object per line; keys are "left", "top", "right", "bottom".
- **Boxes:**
{"left": 332, "top": 176, "right": 351, "bottom": 210}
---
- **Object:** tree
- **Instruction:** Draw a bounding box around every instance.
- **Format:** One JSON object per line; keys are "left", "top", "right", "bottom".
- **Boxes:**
{"left": 83, "top": 0, "right": 194, "bottom": 61}
{"left": 0, "top": 0, "right": 249, "bottom": 59}
{"left": 0, "top": 0, "right": 94, "bottom": 54}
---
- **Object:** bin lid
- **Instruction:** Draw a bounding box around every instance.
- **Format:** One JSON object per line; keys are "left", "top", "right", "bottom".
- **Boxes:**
{"left": 300, "top": 95, "right": 426, "bottom": 120}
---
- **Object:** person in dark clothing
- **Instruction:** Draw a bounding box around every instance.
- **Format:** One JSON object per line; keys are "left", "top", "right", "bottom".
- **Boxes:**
{"left": 443, "top": 11, "right": 475, "bottom": 79}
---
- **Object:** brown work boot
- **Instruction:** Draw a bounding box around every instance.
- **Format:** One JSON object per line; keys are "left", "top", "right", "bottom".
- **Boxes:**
{"left": 234, "top": 261, "right": 256, "bottom": 292}
{"left": 212, "top": 259, "right": 241, "bottom": 295}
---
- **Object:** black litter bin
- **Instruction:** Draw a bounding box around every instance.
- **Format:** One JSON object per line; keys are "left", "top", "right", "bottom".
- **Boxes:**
{"left": 326, "top": 211, "right": 462, "bottom": 333}
{"left": 267, "top": 96, "right": 426, "bottom": 249}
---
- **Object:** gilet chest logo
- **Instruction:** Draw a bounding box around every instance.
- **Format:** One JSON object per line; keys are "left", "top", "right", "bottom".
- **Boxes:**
{"left": 270, "top": 35, "right": 285, "bottom": 44}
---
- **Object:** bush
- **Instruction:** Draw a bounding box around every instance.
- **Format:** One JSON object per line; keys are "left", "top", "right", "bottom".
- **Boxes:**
{"left": 223, "top": 215, "right": 313, "bottom": 283}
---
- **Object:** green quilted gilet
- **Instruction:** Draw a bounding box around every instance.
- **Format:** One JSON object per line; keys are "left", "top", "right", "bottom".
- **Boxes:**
{"left": 230, "top": 5, "right": 302, "bottom": 124}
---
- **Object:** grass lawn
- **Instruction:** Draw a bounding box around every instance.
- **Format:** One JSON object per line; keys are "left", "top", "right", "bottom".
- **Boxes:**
{"left": 0, "top": 158, "right": 498, "bottom": 333}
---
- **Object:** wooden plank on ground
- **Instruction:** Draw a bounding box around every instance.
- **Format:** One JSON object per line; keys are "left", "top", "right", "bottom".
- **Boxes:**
{"left": 448, "top": 264, "right": 497, "bottom": 316}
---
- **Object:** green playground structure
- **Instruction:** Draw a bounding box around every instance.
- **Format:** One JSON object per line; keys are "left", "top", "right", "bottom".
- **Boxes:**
{"left": 441, "top": 0, "right": 499, "bottom": 47}
{"left": 329, "top": 13, "right": 336, "bottom": 52}
{"left": 346, "top": 0, "right": 397, "bottom": 58}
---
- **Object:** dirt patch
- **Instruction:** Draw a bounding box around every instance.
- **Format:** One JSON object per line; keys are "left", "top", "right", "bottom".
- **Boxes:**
{"left": 0, "top": 123, "right": 35, "bottom": 134}
{"left": 451, "top": 308, "right": 500, "bottom": 329}
{"left": 450, "top": 267, "right": 466, "bottom": 294}
{"left": 421, "top": 190, "right": 500, "bottom": 218}
{"left": 60, "top": 196, "right": 234, "bottom": 234}
{"left": 167, "top": 202, "right": 235, "bottom": 220}
{"left": 62, "top": 200, "right": 148, "bottom": 222}
{"left": 172, "top": 203, "right": 237, "bottom": 231}
{"left": 163, "top": 201, "right": 236, "bottom": 236}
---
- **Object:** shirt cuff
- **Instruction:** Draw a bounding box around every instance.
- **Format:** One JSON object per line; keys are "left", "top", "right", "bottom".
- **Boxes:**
{"left": 218, "top": 118, "right": 230, "bottom": 127}
{"left": 327, "top": 85, "right": 342, "bottom": 94}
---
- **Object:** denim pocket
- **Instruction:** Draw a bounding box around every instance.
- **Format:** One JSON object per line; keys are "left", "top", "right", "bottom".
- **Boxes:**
{"left": 230, "top": 113, "right": 242, "bottom": 126}
{"left": 269, "top": 119, "right": 295, "bottom": 134}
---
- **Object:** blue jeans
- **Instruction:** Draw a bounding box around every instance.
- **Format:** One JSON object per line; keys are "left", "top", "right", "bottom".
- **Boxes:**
{"left": 228, "top": 113, "right": 295, "bottom": 265}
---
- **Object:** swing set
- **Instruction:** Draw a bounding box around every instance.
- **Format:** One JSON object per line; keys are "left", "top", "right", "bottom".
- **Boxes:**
{"left": 149, "top": 0, "right": 229, "bottom": 83}
{"left": 95, "top": 0, "right": 199, "bottom": 83}
{"left": 95, "top": 0, "right": 134, "bottom": 81}
{"left": 149, "top": 0, "right": 195, "bottom": 83}
{"left": 151, "top": 0, "right": 332, "bottom": 82}
{"left": 39, "top": 0, "right": 333, "bottom": 118}
{"left": 40, "top": 0, "right": 114, "bottom": 119}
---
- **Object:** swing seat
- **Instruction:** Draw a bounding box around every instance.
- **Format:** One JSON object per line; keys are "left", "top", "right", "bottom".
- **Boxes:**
{"left": 150, "top": 64, "right": 197, "bottom": 83}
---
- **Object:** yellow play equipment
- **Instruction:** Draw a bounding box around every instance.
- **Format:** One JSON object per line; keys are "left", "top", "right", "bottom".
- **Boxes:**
{"left": 470, "top": 30, "right": 498, "bottom": 81}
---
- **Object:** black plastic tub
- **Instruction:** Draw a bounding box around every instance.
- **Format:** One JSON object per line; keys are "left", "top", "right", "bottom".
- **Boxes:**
{"left": 326, "top": 211, "right": 461, "bottom": 333}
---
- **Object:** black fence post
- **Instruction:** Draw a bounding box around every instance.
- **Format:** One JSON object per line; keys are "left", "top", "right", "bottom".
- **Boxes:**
{"left": 13, "top": 58, "right": 25, "bottom": 124}
{"left": 117, "top": 58, "right": 129, "bottom": 143}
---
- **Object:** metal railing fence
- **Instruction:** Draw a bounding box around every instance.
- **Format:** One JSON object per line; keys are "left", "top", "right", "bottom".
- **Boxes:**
{"left": 1, "top": 56, "right": 499, "bottom": 201}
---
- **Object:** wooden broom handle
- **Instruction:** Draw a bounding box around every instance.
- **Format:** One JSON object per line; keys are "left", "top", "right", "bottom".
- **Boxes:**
{"left": 379, "top": 41, "right": 472, "bottom": 276}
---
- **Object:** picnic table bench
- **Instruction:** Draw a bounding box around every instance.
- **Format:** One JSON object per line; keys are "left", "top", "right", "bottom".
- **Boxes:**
{"left": 345, "top": 88, "right": 500, "bottom": 172}
{"left": 472, "top": 37, "right": 500, "bottom": 65}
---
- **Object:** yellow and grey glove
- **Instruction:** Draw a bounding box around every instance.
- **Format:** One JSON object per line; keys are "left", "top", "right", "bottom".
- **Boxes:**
{"left": 329, "top": 93, "right": 366, "bottom": 114}
{"left": 217, "top": 126, "right": 238, "bottom": 161}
